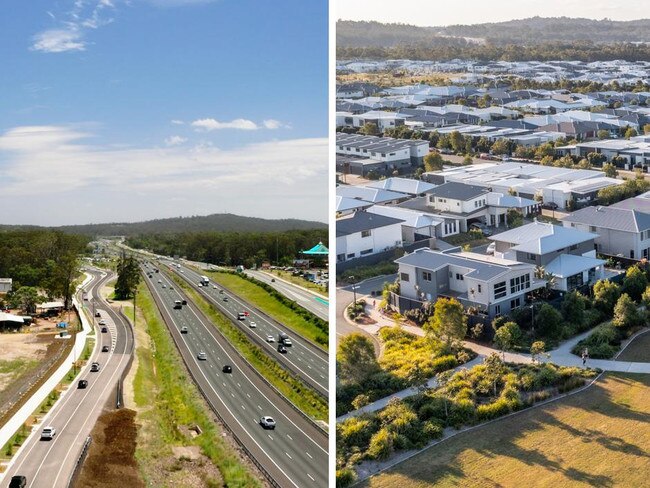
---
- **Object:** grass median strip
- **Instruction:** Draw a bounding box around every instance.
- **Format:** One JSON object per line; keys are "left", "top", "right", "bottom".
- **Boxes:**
{"left": 206, "top": 270, "right": 328, "bottom": 349}
{"left": 134, "top": 281, "right": 262, "bottom": 488}
{"left": 168, "top": 272, "right": 328, "bottom": 422}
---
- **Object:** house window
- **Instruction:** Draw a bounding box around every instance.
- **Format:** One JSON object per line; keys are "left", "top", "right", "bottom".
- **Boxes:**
{"left": 494, "top": 304, "right": 501, "bottom": 315}
{"left": 510, "top": 297, "right": 521, "bottom": 309}
{"left": 360, "top": 249, "right": 373, "bottom": 256}
{"left": 346, "top": 253, "right": 355, "bottom": 259}
{"left": 457, "top": 202, "right": 460, "bottom": 206}
{"left": 455, "top": 273, "right": 464, "bottom": 281}
{"left": 631, "top": 250, "right": 635, "bottom": 259}
{"left": 361, "top": 230, "right": 371, "bottom": 238}
{"left": 590, "top": 226, "right": 597, "bottom": 232}
{"left": 400, "top": 272, "right": 410, "bottom": 282}
{"left": 645, "top": 248, "right": 649, "bottom": 260}
{"left": 478, "top": 284, "right": 482, "bottom": 293}
{"left": 337, "top": 254, "right": 346, "bottom": 262}
{"left": 510, "top": 274, "right": 530, "bottom": 294}
{"left": 494, "top": 281, "right": 507, "bottom": 299}
{"left": 567, "top": 272, "right": 584, "bottom": 290}
{"left": 422, "top": 271, "right": 432, "bottom": 282}
{"left": 527, "top": 253, "right": 536, "bottom": 261}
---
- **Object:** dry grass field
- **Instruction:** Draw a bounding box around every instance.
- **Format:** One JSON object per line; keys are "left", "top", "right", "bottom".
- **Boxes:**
{"left": 361, "top": 373, "right": 650, "bottom": 488}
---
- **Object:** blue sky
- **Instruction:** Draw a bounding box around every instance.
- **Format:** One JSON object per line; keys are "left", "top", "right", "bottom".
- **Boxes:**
{"left": 0, "top": 0, "right": 328, "bottom": 225}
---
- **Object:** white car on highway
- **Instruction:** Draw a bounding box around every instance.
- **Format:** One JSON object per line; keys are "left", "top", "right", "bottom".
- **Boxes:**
{"left": 249, "top": 322, "right": 257, "bottom": 328}
{"left": 259, "top": 416, "right": 276, "bottom": 429}
{"left": 266, "top": 335, "right": 274, "bottom": 342}
{"left": 41, "top": 426, "right": 56, "bottom": 440}
{"left": 197, "top": 351, "right": 207, "bottom": 360}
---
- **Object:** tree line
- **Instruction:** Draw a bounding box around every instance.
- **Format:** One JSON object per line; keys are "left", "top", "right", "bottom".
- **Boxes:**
{"left": 337, "top": 41, "right": 650, "bottom": 63}
{"left": 0, "top": 230, "right": 90, "bottom": 312}
{"left": 126, "top": 229, "right": 328, "bottom": 268}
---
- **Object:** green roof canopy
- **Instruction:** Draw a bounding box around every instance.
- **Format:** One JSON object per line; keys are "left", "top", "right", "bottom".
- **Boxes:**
{"left": 301, "top": 242, "right": 329, "bottom": 255}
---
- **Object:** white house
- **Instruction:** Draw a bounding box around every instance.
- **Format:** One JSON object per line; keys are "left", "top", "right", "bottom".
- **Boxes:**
{"left": 336, "top": 212, "right": 404, "bottom": 263}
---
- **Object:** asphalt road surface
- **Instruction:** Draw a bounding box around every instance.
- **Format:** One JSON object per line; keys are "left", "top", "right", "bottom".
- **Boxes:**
{"left": 143, "top": 265, "right": 328, "bottom": 488}
{"left": 244, "top": 269, "right": 329, "bottom": 322}
{"left": 163, "top": 263, "right": 329, "bottom": 396}
{"left": 3, "top": 268, "right": 134, "bottom": 488}
{"left": 336, "top": 275, "right": 396, "bottom": 354}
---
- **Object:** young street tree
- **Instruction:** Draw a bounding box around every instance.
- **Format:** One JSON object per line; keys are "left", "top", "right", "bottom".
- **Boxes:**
{"left": 530, "top": 341, "right": 548, "bottom": 363}
{"left": 613, "top": 293, "right": 640, "bottom": 329}
{"left": 494, "top": 321, "right": 521, "bottom": 359}
{"left": 423, "top": 152, "right": 444, "bottom": 172}
{"left": 337, "top": 333, "right": 380, "bottom": 385}
{"left": 424, "top": 297, "right": 467, "bottom": 350}
{"left": 114, "top": 254, "right": 141, "bottom": 300}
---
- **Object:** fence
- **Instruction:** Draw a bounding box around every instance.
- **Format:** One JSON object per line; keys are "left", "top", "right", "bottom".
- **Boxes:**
{"left": 66, "top": 435, "right": 92, "bottom": 488}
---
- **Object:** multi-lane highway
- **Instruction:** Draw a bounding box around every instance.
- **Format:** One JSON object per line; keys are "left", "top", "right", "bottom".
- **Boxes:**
{"left": 243, "top": 269, "right": 328, "bottom": 321}
{"left": 164, "top": 263, "right": 329, "bottom": 396}
{"left": 143, "top": 265, "right": 328, "bottom": 488}
{"left": 2, "top": 268, "right": 134, "bottom": 488}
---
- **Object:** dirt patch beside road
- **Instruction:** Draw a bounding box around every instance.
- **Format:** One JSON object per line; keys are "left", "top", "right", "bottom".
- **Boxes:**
{"left": 74, "top": 408, "right": 144, "bottom": 488}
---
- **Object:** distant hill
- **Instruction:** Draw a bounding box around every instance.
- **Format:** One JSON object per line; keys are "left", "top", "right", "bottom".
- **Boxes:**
{"left": 0, "top": 214, "right": 327, "bottom": 237}
{"left": 337, "top": 17, "right": 650, "bottom": 47}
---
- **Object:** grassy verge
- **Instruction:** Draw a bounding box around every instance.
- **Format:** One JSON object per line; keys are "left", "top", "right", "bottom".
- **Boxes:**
{"left": 616, "top": 330, "right": 650, "bottom": 362}
{"left": 168, "top": 272, "right": 328, "bottom": 422}
{"left": 134, "top": 281, "right": 262, "bottom": 488}
{"left": 359, "top": 373, "right": 648, "bottom": 488}
{"left": 443, "top": 231, "right": 491, "bottom": 248}
{"left": 208, "top": 270, "right": 327, "bottom": 348}
{"left": 266, "top": 269, "right": 327, "bottom": 295}
{"left": 338, "top": 260, "right": 398, "bottom": 282}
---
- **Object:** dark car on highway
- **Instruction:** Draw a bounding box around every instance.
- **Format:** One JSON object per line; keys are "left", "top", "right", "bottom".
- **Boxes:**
{"left": 102, "top": 345, "right": 109, "bottom": 352}
{"left": 78, "top": 379, "right": 88, "bottom": 389}
{"left": 222, "top": 365, "right": 232, "bottom": 373}
{"left": 9, "top": 476, "right": 26, "bottom": 488}
{"left": 90, "top": 362, "right": 100, "bottom": 372}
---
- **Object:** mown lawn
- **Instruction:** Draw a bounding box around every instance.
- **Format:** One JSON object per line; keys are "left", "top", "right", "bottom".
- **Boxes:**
{"left": 208, "top": 270, "right": 328, "bottom": 348}
{"left": 133, "top": 282, "right": 262, "bottom": 488}
{"left": 361, "top": 373, "right": 650, "bottom": 488}
{"left": 616, "top": 330, "right": 650, "bottom": 362}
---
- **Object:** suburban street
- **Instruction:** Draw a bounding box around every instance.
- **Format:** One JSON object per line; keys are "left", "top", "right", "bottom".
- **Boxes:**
{"left": 2, "top": 268, "right": 134, "bottom": 488}
{"left": 336, "top": 274, "right": 396, "bottom": 353}
{"left": 167, "top": 263, "right": 329, "bottom": 396}
{"left": 143, "top": 266, "right": 328, "bottom": 488}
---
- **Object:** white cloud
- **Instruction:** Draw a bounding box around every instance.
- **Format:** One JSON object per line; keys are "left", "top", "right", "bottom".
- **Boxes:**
{"left": 191, "top": 118, "right": 259, "bottom": 131}
{"left": 31, "top": 29, "right": 86, "bottom": 53}
{"left": 146, "top": 0, "right": 218, "bottom": 6}
{"left": 170, "top": 119, "right": 185, "bottom": 125}
{"left": 31, "top": 0, "right": 117, "bottom": 53}
{"left": 263, "top": 119, "right": 290, "bottom": 130}
{"left": 164, "top": 135, "right": 187, "bottom": 146}
{"left": 0, "top": 125, "right": 327, "bottom": 225}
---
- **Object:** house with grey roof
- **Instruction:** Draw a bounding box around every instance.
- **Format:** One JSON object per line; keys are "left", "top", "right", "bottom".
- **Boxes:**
{"left": 490, "top": 220, "right": 606, "bottom": 291}
{"left": 399, "top": 181, "right": 539, "bottom": 234}
{"left": 336, "top": 212, "right": 404, "bottom": 264}
{"left": 366, "top": 205, "right": 443, "bottom": 244}
{"left": 394, "top": 248, "right": 545, "bottom": 317}
{"left": 364, "top": 177, "right": 436, "bottom": 197}
{"left": 561, "top": 204, "right": 650, "bottom": 260}
{"left": 336, "top": 185, "right": 409, "bottom": 206}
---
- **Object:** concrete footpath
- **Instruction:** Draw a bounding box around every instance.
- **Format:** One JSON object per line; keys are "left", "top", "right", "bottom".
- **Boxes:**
{"left": 338, "top": 295, "right": 650, "bottom": 422}
{"left": 0, "top": 273, "right": 97, "bottom": 463}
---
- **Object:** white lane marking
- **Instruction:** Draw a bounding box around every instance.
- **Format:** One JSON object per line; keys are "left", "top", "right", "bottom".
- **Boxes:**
{"left": 307, "top": 474, "right": 315, "bottom": 482}
{"left": 287, "top": 434, "right": 293, "bottom": 440}
{"left": 306, "top": 452, "right": 312, "bottom": 459}
{"left": 285, "top": 452, "right": 292, "bottom": 459}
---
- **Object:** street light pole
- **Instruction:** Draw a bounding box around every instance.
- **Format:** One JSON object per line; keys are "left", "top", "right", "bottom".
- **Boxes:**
{"left": 350, "top": 275, "right": 357, "bottom": 305}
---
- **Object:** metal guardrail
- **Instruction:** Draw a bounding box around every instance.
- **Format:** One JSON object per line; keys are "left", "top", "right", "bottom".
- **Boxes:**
{"left": 141, "top": 272, "right": 282, "bottom": 488}
{"left": 160, "top": 267, "right": 328, "bottom": 435}
{"left": 66, "top": 435, "right": 92, "bottom": 488}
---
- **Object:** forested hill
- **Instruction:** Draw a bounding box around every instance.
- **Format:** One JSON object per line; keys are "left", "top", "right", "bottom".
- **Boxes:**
{"left": 337, "top": 18, "right": 650, "bottom": 47}
{"left": 0, "top": 213, "right": 327, "bottom": 237}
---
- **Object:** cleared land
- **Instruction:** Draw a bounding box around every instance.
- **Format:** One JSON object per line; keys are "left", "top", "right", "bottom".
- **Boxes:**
{"left": 617, "top": 330, "right": 650, "bottom": 362}
{"left": 208, "top": 270, "right": 328, "bottom": 348}
{"left": 361, "top": 373, "right": 650, "bottom": 488}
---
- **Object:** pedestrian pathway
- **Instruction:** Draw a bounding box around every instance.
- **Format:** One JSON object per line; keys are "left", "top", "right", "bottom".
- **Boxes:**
{"left": 338, "top": 294, "right": 650, "bottom": 422}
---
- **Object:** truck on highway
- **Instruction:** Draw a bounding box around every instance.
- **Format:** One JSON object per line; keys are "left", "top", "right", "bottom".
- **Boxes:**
{"left": 278, "top": 332, "right": 292, "bottom": 347}
{"left": 200, "top": 275, "right": 210, "bottom": 286}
